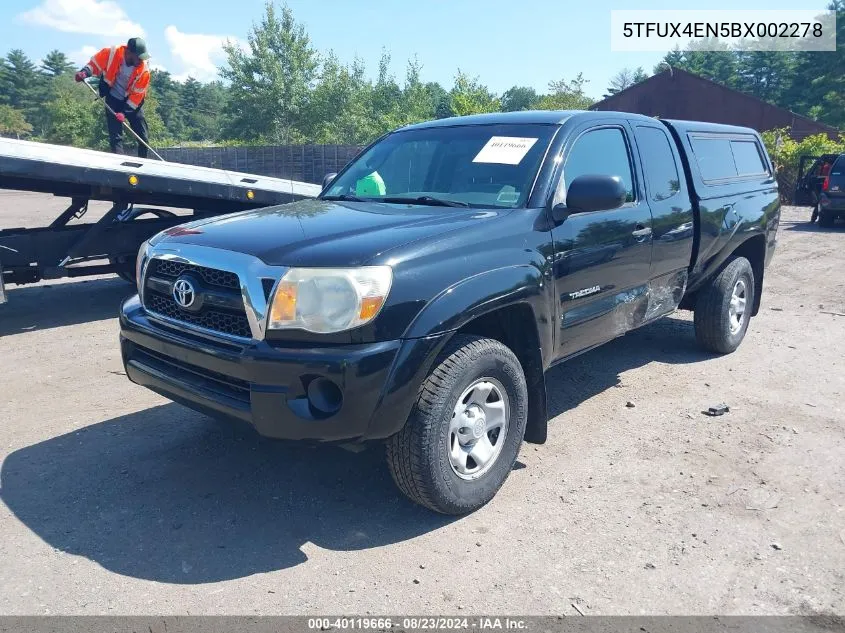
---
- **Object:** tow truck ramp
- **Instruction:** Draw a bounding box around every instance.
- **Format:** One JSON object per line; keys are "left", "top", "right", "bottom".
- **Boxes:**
{"left": 0, "top": 138, "right": 323, "bottom": 304}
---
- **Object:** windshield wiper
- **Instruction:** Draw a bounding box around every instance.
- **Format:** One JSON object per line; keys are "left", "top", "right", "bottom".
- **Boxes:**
{"left": 322, "top": 194, "right": 366, "bottom": 202}
{"left": 381, "top": 196, "right": 470, "bottom": 208}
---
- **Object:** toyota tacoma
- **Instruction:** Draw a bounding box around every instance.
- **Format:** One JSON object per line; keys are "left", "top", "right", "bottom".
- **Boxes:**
{"left": 119, "top": 111, "right": 780, "bottom": 514}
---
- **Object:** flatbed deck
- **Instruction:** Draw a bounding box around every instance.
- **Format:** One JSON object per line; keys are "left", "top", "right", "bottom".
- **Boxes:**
{"left": 0, "top": 139, "right": 322, "bottom": 301}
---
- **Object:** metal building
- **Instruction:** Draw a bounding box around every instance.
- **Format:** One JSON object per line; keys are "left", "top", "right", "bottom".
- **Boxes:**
{"left": 591, "top": 67, "right": 840, "bottom": 141}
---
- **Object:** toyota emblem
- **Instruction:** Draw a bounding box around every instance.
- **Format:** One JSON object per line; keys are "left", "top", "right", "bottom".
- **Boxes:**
{"left": 172, "top": 278, "right": 196, "bottom": 308}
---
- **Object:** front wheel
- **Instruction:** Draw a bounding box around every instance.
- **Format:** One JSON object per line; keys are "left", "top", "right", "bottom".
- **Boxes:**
{"left": 694, "top": 256, "right": 756, "bottom": 354}
{"left": 386, "top": 335, "right": 528, "bottom": 515}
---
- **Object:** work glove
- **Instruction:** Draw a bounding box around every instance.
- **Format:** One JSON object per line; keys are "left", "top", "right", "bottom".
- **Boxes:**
{"left": 74, "top": 70, "right": 88, "bottom": 82}
{"left": 114, "top": 112, "right": 126, "bottom": 124}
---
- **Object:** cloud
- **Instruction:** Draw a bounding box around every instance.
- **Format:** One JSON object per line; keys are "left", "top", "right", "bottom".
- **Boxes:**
{"left": 19, "top": 0, "right": 144, "bottom": 37}
{"left": 165, "top": 25, "right": 240, "bottom": 82}
{"left": 69, "top": 45, "right": 98, "bottom": 66}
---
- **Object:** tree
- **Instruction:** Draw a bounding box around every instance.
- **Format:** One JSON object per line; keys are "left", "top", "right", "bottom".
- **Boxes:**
{"left": 42, "top": 75, "right": 104, "bottom": 148}
{"left": 150, "top": 70, "right": 185, "bottom": 140}
{"left": 0, "top": 105, "right": 32, "bottom": 138}
{"left": 41, "top": 50, "right": 75, "bottom": 77}
{"left": 0, "top": 58, "right": 10, "bottom": 105}
{"left": 783, "top": 0, "right": 845, "bottom": 129}
{"left": 398, "top": 57, "right": 438, "bottom": 125}
{"left": 371, "top": 50, "right": 403, "bottom": 130}
{"left": 6, "top": 49, "right": 47, "bottom": 135}
{"left": 734, "top": 51, "right": 795, "bottom": 105}
{"left": 658, "top": 41, "right": 738, "bottom": 89}
{"left": 5, "top": 50, "right": 42, "bottom": 113}
{"left": 449, "top": 71, "right": 500, "bottom": 116}
{"left": 501, "top": 86, "right": 538, "bottom": 112}
{"left": 654, "top": 47, "right": 683, "bottom": 74}
{"left": 604, "top": 67, "right": 647, "bottom": 97}
{"left": 222, "top": 1, "right": 319, "bottom": 143}
{"left": 305, "top": 53, "right": 379, "bottom": 144}
{"left": 535, "top": 74, "right": 594, "bottom": 110}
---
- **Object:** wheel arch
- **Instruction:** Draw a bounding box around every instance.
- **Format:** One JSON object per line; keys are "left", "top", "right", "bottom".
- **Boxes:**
{"left": 727, "top": 235, "right": 767, "bottom": 316}
{"left": 451, "top": 303, "right": 548, "bottom": 445}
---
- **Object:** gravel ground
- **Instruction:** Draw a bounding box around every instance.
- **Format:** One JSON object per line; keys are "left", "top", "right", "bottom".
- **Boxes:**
{"left": 0, "top": 195, "right": 843, "bottom": 616}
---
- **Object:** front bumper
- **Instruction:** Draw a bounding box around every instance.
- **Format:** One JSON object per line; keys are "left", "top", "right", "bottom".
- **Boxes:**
{"left": 120, "top": 295, "right": 446, "bottom": 441}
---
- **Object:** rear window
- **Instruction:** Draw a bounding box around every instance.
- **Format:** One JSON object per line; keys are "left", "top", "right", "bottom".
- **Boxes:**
{"left": 689, "top": 134, "right": 769, "bottom": 183}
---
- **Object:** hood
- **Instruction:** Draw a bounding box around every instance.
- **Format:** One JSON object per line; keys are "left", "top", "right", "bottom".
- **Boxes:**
{"left": 153, "top": 198, "right": 507, "bottom": 267}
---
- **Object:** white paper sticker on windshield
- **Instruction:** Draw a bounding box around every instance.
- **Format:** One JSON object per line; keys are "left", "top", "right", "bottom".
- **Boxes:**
{"left": 473, "top": 136, "right": 538, "bottom": 165}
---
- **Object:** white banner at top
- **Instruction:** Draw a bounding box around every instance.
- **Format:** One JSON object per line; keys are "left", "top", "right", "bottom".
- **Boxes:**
{"left": 610, "top": 10, "right": 836, "bottom": 52}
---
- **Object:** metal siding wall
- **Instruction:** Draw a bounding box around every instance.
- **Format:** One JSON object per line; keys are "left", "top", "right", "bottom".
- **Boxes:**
{"left": 593, "top": 71, "right": 839, "bottom": 141}
{"left": 157, "top": 145, "right": 362, "bottom": 184}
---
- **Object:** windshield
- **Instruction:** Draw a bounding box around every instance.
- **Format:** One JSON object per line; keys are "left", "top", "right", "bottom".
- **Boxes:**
{"left": 323, "top": 123, "right": 556, "bottom": 209}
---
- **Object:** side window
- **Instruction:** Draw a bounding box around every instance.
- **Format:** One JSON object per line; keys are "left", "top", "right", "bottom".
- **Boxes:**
{"left": 690, "top": 137, "right": 736, "bottom": 182}
{"left": 635, "top": 126, "right": 681, "bottom": 201}
{"left": 731, "top": 140, "right": 767, "bottom": 176}
{"left": 563, "top": 128, "right": 635, "bottom": 203}
{"left": 690, "top": 134, "right": 769, "bottom": 182}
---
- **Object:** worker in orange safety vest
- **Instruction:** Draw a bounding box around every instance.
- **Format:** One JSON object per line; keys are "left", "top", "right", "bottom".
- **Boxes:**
{"left": 75, "top": 38, "right": 152, "bottom": 158}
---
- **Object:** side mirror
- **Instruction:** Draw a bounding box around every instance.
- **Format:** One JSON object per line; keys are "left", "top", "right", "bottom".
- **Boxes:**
{"left": 565, "top": 175, "right": 627, "bottom": 215}
{"left": 322, "top": 172, "right": 338, "bottom": 191}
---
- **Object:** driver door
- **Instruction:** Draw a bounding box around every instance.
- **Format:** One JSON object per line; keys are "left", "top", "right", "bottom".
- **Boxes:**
{"left": 550, "top": 123, "right": 654, "bottom": 360}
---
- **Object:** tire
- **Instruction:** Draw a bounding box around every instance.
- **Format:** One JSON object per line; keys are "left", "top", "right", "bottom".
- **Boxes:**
{"left": 386, "top": 335, "right": 528, "bottom": 515}
{"left": 810, "top": 205, "right": 819, "bottom": 223}
{"left": 694, "top": 256, "right": 755, "bottom": 354}
{"left": 112, "top": 265, "right": 136, "bottom": 284}
{"left": 110, "top": 209, "right": 176, "bottom": 284}
{"left": 818, "top": 210, "right": 835, "bottom": 228}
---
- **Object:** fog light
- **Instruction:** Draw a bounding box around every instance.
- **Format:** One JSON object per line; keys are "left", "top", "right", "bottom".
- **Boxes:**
{"left": 128, "top": 175, "right": 139, "bottom": 186}
{"left": 246, "top": 190, "right": 255, "bottom": 200}
{"left": 306, "top": 377, "right": 343, "bottom": 415}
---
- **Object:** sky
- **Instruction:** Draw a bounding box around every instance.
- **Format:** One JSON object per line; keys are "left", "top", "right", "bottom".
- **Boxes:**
{"left": 0, "top": 0, "right": 832, "bottom": 98}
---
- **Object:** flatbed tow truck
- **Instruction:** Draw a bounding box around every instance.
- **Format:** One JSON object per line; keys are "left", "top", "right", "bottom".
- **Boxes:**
{"left": 0, "top": 138, "right": 321, "bottom": 304}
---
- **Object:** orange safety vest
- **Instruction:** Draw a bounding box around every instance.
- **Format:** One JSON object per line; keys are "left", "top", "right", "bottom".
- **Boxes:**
{"left": 84, "top": 45, "right": 150, "bottom": 110}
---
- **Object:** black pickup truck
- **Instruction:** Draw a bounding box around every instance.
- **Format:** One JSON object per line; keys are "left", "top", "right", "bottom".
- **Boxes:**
{"left": 119, "top": 111, "right": 780, "bottom": 514}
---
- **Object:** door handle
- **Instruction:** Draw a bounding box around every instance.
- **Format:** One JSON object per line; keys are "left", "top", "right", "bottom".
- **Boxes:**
{"left": 632, "top": 225, "right": 652, "bottom": 239}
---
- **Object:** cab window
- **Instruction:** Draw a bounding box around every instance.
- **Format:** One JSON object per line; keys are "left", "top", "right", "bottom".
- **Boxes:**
{"left": 562, "top": 128, "right": 635, "bottom": 204}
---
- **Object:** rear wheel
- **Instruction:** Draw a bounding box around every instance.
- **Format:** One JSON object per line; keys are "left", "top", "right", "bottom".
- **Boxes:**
{"left": 694, "top": 256, "right": 755, "bottom": 354}
{"left": 818, "top": 209, "right": 835, "bottom": 228}
{"left": 386, "top": 335, "right": 528, "bottom": 514}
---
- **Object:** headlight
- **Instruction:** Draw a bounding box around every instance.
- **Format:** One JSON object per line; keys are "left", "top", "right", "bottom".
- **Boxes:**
{"left": 135, "top": 240, "right": 150, "bottom": 292}
{"left": 268, "top": 266, "right": 393, "bottom": 333}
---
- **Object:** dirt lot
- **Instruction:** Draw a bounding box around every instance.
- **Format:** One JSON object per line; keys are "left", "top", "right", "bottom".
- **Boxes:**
{"left": 0, "top": 193, "right": 843, "bottom": 616}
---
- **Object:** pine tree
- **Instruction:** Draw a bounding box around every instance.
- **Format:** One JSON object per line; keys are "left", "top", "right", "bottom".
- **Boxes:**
{"left": 41, "top": 50, "right": 76, "bottom": 77}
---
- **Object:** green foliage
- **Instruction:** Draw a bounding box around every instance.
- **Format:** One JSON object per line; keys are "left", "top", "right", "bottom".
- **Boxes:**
{"left": 150, "top": 70, "right": 186, "bottom": 140}
{"left": 449, "top": 70, "right": 500, "bottom": 116}
{"left": 604, "top": 67, "right": 648, "bottom": 97}
{"left": 657, "top": 1, "right": 845, "bottom": 129}
{"left": 41, "top": 50, "right": 75, "bottom": 77}
{"left": 5, "top": 49, "right": 47, "bottom": 134}
{"left": 5, "top": 1, "right": 844, "bottom": 153}
{"left": 42, "top": 76, "right": 105, "bottom": 149}
{"left": 536, "top": 74, "right": 594, "bottom": 110}
{"left": 761, "top": 128, "right": 845, "bottom": 200}
{"left": 221, "top": 1, "right": 319, "bottom": 143}
{"left": 0, "top": 104, "right": 32, "bottom": 137}
{"left": 501, "top": 86, "right": 538, "bottom": 112}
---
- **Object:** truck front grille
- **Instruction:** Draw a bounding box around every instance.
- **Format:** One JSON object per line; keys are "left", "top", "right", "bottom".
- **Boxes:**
{"left": 150, "top": 259, "right": 240, "bottom": 290}
{"left": 144, "top": 258, "right": 252, "bottom": 339}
